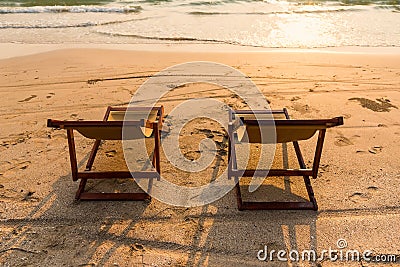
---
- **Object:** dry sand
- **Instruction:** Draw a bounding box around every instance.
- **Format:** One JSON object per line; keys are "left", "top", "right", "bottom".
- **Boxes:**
{"left": 0, "top": 48, "right": 399, "bottom": 266}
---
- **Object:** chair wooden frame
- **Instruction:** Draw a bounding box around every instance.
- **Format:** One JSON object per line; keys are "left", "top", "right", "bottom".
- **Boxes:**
{"left": 47, "top": 106, "right": 164, "bottom": 201}
{"left": 228, "top": 108, "right": 343, "bottom": 211}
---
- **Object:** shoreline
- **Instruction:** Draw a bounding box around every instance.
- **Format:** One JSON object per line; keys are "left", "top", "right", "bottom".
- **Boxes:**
{"left": 2, "top": 42, "right": 400, "bottom": 60}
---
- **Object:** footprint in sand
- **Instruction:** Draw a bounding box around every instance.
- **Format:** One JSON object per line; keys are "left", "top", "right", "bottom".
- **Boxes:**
{"left": 367, "top": 186, "right": 379, "bottom": 191}
{"left": 49, "top": 132, "right": 66, "bottom": 139}
{"left": 105, "top": 150, "right": 117, "bottom": 157}
{"left": 0, "top": 161, "right": 12, "bottom": 175}
{"left": 291, "top": 103, "right": 317, "bottom": 114}
{"left": 18, "top": 95, "right": 37, "bottom": 103}
{"left": 349, "top": 186, "right": 379, "bottom": 203}
{"left": 334, "top": 136, "right": 353, "bottom": 146}
{"left": 9, "top": 161, "right": 30, "bottom": 171}
{"left": 17, "top": 161, "right": 30, "bottom": 170}
{"left": 368, "top": 146, "right": 382, "bottom": 154}
{"left": 46, "top": 92, "right": 55, "bottom": 99}
{"left": 4, "top": 132, "right": 32, "bottom": 146}
{"left": 2, "top": 160, "right": 31, "bottom": 177}
{"left": 195, "top": 128, "right": 227, "bottom": 142}
{"left": 194, "top": 129, "right": 214, "bottom": 139}
{"left": 184, "top": 150, "right": 201, "bottom": 161}
{"left": 342, "top": 113, "right": 351, "bottom": 119}
{"left": 349, "top": 192, "right": 370, "bottom": 203}
{"left": 1, "top": 141, "right": 10, "bottom": 150}
{"left": 318, "top": 164, "right": 330, "bottom": 175}
{"left": 229, "top": 93, "right": 247, "bottom": 106}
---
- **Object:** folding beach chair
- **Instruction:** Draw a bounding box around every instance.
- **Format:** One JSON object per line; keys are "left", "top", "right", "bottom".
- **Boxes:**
{"left": 47, "top": 106, "right": 164, "bottom": 200}
{"left": 228, "top": 108, "right": 343, "bottom": 210}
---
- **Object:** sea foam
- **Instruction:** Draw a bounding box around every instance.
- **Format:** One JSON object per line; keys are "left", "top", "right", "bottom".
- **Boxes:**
{"left": 0, "top": 5, "right": 142, "bottom": 14}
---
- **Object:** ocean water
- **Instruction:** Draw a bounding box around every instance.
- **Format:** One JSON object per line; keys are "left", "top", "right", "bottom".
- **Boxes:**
{"left": 0, "top": 0, "right": 399, "bottom": 48}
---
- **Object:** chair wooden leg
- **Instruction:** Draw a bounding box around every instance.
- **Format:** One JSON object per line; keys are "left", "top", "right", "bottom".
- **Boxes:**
{"left": 67, "top": 129, "right": 78, "bottom": 181}
{"left": 75, "top": 176, "right": 151, "bottom": 201}
{"left": 234, "top": 178, "right": 244, "bottom": 211}
{"left": 75, "top": 178, "right": 87, "bottom": 200}
{"left": 238, "top": 199, "right": 316, "bottom": 210}
{"left": 78, "top": 192, "right": 150, "bottom": 201}
{"left": 229, "top": 124, "right": 244, "bottom": 210}
{"left": 303, "top": 175, "right": 318, "bottom": 211}
{"left": 292, "top": 140, "right": 319, "bottom": 211}
{"left": 312, "top": 130, "right": 326, "bottom": 179}
{"left": 85, "top": 140, "right": 101, "bottom": 171}
{"left": 154, "top": 123, "right": 161, "bottom": 179}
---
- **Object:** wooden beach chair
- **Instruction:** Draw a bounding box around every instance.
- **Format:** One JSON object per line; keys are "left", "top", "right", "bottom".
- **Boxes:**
{"left": 228, "top": 108, "right": 343, "bottom": 211}
{"left": 47, "top": 106, "right": 164, "bottom": 200}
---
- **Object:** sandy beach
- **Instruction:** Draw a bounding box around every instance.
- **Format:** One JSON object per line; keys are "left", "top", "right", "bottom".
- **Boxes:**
{"left": 0, "top": 47, "right": 399, "bottom": 266}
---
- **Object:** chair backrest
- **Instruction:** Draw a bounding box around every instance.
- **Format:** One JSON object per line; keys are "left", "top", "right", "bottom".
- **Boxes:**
{"left": 74, "top": 124, "right": 144, "bottom": 140}
{"left": 233, "top": 113, "right": 343, "bottom": 144}
{"left": 47, "top": 109, "right": 160, "bottom": 140}
{"left": 108, "top": 109, "right": 158, "bottom": 138}
{"left": 238, "top": 124, "right": 326, "bottom": 144}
